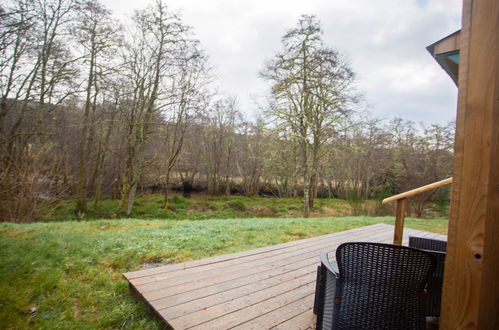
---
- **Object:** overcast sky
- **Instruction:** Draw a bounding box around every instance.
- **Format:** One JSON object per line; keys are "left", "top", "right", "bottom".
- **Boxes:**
{"left": 101, "top": 0, "right": 462, "bottom": 125}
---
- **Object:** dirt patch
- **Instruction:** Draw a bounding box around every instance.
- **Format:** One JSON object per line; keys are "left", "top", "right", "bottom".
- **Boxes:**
{"left": 192, "top": 203, "right": 212, "bottom": 212}
{"left": 140, "top": 262, "right": 164, "bottom": 270}
{"left": 249, "top": 206, "right": 277, "bottom": 217}
{"left": 320, "top": 206, "right": 351, "bottom": 217}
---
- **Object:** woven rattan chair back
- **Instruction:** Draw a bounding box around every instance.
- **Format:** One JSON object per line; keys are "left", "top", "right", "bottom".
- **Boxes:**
{"left": 409, "top": 236, "right": 447, "bottom": 317}
{"left": 316, "top": 242, "right": 436, "bottom": 330}
{"left": 409, "top": 236, "right": 447, "bottom": 252}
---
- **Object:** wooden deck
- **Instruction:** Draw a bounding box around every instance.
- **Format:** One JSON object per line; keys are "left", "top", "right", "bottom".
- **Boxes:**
{"left": 124, "top": 223, "right": 447, "bottom": 329}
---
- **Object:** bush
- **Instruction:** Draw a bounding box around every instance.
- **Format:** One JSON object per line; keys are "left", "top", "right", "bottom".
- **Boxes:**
{"left": 249, "top": 206, "right": 277, "bottom": 217}
{"left": 346, "top": 187, "right": 366, "bottom": 216}
{"left": 167, "top": 195, "right": 190, "bottom": 211}
{"left": 226, "top": 200, "right": 247, "bottom": 212}
{"left": 208, "top": 203, "right": 219, "bottom": 211}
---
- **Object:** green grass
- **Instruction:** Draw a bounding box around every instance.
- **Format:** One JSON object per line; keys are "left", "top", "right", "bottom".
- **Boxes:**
{"left": 43, "top": 194, "right": 356, "bottom": 222}
{"left": 0, "top": 216, "right": 447, "bottom": 328}
{"left": 43, "top": 194, "right": 450, "bottom": 222}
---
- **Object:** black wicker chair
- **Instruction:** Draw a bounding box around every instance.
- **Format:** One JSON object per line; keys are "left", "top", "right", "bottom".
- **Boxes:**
{"left": 314, "top": 242, "right": 436, "bottom": 330}
{"left": 409, "top": 236, "right": 447, "bottom": 318}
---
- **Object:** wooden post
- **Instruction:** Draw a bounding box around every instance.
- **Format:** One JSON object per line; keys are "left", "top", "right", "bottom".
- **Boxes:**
{"left": 393, "top": 198, "right": 406, "bottom": 245}
{"left": 440, "top": 0, "right": 499, "bottom": 328}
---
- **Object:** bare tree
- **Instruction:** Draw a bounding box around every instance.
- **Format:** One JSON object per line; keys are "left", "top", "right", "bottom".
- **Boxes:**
{"left": 160, "top": 43, "right": 210, "bottom": 212}
{"left": 263, "top": 131, "right": 301, "bottom": 197}
{"left": 0, "top": 0, "right": 77, "bottom": 222}
{"left": 92, "top": 84, "right": 123, "bottom": 208}
{"left": 0, "top": 0, "right": 34, "bottom": 137}
{"left": 203, "top": 97, "right": 241, "bottom": 195}
{"left": 261, "top": 15, "right": 355, "bottom": 216}
{"left": 237, "top": 119, "right": 266, "bottom": 196}
{"left": 73, "top": 0, "right": 121, "bottom": 214}
{"left": 116, "top": 0, "right": 192, "bottom": 215}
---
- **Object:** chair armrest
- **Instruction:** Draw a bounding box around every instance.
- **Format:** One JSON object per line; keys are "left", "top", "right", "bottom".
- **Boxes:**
{"left": 418, "top": 248, "right": 446, "bottom": 256}
{"left": 320, "top": 251, "right": 339, "bottom": 277}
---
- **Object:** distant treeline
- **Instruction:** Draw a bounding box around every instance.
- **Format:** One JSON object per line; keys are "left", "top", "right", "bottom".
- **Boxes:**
{"left": 0, "top": 1, "right": 453, "bottom": 222}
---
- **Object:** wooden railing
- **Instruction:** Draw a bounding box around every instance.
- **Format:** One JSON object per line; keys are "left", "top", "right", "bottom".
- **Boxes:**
{"left": 382, "top": 177, "right": 453, "bottom": 245}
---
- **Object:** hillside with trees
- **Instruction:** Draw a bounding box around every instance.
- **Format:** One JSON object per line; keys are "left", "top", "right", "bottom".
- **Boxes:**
{"left": 0, "top": 0, "right": 454, "bottom": 222}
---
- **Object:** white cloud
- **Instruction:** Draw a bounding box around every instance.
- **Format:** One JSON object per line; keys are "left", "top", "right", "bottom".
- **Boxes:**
{"left": 101, "top": 0, "right": 461, "bottom": 124}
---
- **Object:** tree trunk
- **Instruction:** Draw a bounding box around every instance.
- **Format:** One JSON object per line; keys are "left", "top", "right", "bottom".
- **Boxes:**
{"left": 76, "top": 36, "right": 98, "bottom": 214}
{"left": 308, "top": 173, "right": 317, "bottom": 208}
{"left": 93, "top": 109, "right": 116, "bottom": 208}
{"left": 117, "top": 138, "right": 137, "bottom": 215}
{"left": 117, "top": 176, "right": 132, "bottom": 215}
{"left": 124, "top": 135, "right": 146, "bottom": 216}
{"left": 126, "top": 181, "right": 137, "bottom": 216}
{"left": 302, "top": 143, "right": 310, "bottom": 218}
{"left": 162, "top": 171, "right": 171, "bottom": 213}
{"left": 303, "top": 173, "right": 310, "bottom": 217}
{"left": 225, "top": 177, "right": 231, "bottom": 196}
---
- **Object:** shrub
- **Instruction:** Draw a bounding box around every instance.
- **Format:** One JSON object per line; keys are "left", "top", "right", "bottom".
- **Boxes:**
{"left": 208, "top": 203, "right": 219, "bottom": 211}
{"left": 167, "top": 195, "right": 190, "bottom": 211}
{"left": 226, "top": 200, "right": 247, "bottom": 212}
{"left": 171, "top": 195, "right": 188, "bottom": 204}
{"left": 346, "top": 187, "right": 365, "bottom": 216}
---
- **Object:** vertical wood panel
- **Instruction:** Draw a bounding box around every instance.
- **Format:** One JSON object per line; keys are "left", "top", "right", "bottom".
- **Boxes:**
{"left": 393, "top": 198, "right": 406, "bottom": 245}
{"left": 440, "top": 0, "right": 499, "bottom": 328}
{"left": 478, "top": 7, "right": 499, "bottom": 326}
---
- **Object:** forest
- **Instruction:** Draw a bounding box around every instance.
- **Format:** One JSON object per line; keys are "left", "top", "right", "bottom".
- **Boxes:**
{"left": 0, "top": 0, "right": 454, "bottom": 223}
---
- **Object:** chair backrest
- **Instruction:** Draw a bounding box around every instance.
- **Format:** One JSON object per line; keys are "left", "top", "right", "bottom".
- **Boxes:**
{"left": 334, "top": 242, "right": 436, "bottom": 329}
{"left": 409, "top": 236, "right": 447, "bottom": 317}
{"left": 408, "top": 237, "right": 446, "bottom": 278}
{"left": 409, "top": 236, "right": 447, "bottom": 252}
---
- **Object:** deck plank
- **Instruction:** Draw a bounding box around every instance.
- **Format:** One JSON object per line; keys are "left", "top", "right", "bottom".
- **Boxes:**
{"left": 134, "top": 225, "right": 390, "bottom": 295}
{"left": 151, "top": 265, "right": 314, "bottom": 311}
{"left": 124, "top": 224, "right": 388, "bottom": 281}
{"left": 123, "top": 223, "right": 447, "bottom": 329}
{"left": 185, "top": 282, "right": 316, "bottom": 330}
{"left": 231, "top": 294, "right": 314, "bottom": 330}
{"left": 272, "top": 309, "right": 316, "bottom": 330}
{"left": 158, "top": 272, "right": 316, "bottom": 321}
{"left": 167, "top": 277, "right": 315, "bottom": 329}
{"left": 129, "top": 224, "right": 389, "bottom": 287}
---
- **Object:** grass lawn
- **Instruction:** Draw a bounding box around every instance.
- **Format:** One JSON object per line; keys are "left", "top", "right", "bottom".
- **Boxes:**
{"left": 45, "top": 195, "right": 355, "bottom": 221}
{"left": 0, "top": 216, "right": 448, "bottom": 328}
{"left": 43, "top": 194, "right": 449, "bottom": 222}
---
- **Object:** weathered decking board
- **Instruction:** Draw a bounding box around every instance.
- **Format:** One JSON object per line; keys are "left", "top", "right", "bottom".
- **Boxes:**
{"left": 124, "top": 223, "right": 447, "bottom": 329}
